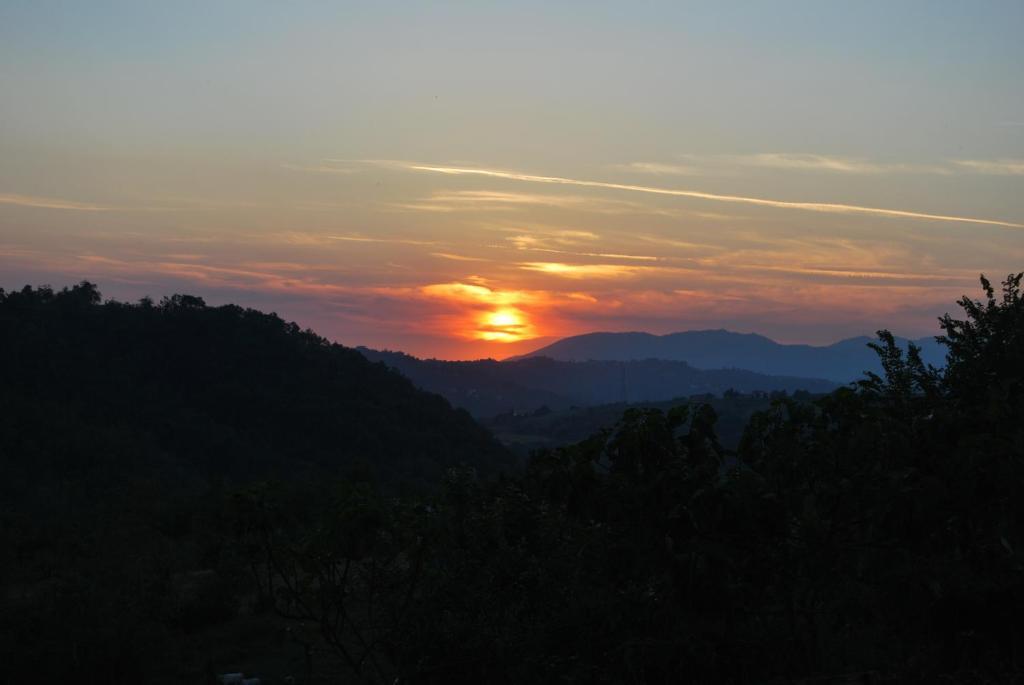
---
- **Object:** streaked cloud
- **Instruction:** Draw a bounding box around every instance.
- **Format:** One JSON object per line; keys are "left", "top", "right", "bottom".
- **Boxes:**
{"left": 421, "top": 282, "right": 539, "bottom": 306}
{"left": 431, "top": 252, "right": 490, "bottom": 262}
{"left": 616, "top": 154, "right": 952, "bottom": 176}
{"left": 609, "top": 162, "right": 700, "bottom": 176}
{"left": 498, "top": 227, "right": 599, "bottom": 249}
{"left": 620, "top": 153, "right": 1024, "bottom": 177}
{"left": 389, "top": 162, "right": 1022, "bottom": 228}
{"left": 281, "top": 162, "right": 356, "bottom": 174}
{"left": 633, "top": 234, "right": 726, "bottom": 252}
{"left": 618, "top": 152, "right": 1024, "bottom": 179}
{"left": 581, "top": 252, "right": 658, "bottom": 261}
{"left": 507, "top": 234, "right": 541, "bottom": 250}
{"left": 0, "top": 193, "right": 262, "bottom": 213}
{"left": 0, "top": 193, "right": 112, "bottom": 211}
{"left": 504, "top": 238, "right": 660, "bottom": 262}
{"left": 718, "top": 153, "right": 951, "bottom": 175}
{"left": 269, "top": 232, "right": 439, "bottom": 247}
{"left": 329, "top": 234, "right": 438, "bottom": 246}
{"left": 393, "top": 189, "right": 683, "bottom": 217}
{"left": 953, "top": 159, "right": 1024, "bottom": 176}
{"left": 745, "top": 264, "right": 975, "bottom": 283}
{"left": 518, "top": 262, "right": 649, "bottom": 279}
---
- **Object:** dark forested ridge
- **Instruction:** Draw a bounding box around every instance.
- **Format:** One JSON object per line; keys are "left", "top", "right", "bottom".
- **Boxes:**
{"left": 513, "top": 328, "right": 946, "bottom": 383}
{"left": 0, "top": 283, "right": 511, "bottom": 682}
{"left": 0, "top": 283, "right": 511, "bottom": 489}
{"left": 358, "top": 347, "right": 837, "bottom": 417}
{"left": 2, "top": 274, "right": 1023, "bottom": 684}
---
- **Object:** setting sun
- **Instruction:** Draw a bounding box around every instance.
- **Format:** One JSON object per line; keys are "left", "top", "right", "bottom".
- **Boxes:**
{"left": 478, "top": 307, "right": 532, "bottom": 342}
{"left": 0, "top": 3, "right": 1021, "bottom": 364}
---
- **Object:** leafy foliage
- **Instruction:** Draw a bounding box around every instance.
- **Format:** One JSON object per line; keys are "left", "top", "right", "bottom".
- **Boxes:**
{"left": 237, "top": 274, "right": 1024, "bottom": 683}
{"left": 483, "top": 390, "right": 811, "bottom": 456}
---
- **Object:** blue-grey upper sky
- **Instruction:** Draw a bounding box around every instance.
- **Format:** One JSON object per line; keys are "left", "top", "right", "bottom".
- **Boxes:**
{"left": 2, "top": 1, "right": 1023, "bottom": 358}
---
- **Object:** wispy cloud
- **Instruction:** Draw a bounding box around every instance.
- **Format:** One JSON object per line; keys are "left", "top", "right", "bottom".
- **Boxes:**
{"left": 618, "top": 153, "right": 1024, "bottom": 177}
{"left": 953, "top": 159, "right": 1024, "bottom": 176}
{"left": 281, "top": 162, "right": 356, "bottom": 174}
{"left": 384, "top": 162, "right": 1022, "bottom": 228}
{"left": 493, "top": 226, "right": 659, "bottom": 262}
{"left": 518, "top": 262, "right": 650, "bottom": 279}
{"left": 617, "top": 154, "right": 952, "bottom": 176}
{"left": 431, "top": 252, "right": 490, "bottom": 262}
{"left": 268, "top": 232, "right": 440, "bottom": 248}
{"left": 392, "top": 189, "right": 683, "bottom": 217}
{"left": 721, "top": 153, "right": 950, "bottom": 175}
{"left": 0, "top": 192, "right": 253, "bottom": 213}
{"left": 634, "top": 234, "right": 726, "bottom": 252}
{"left": 608, "top": 161, "right": 700, "bottom": 176}
{"left": 494, "top": 226, "right": 599, "bottom": 245}
{"left": 421, "top": 281, "right": 540, "bottom": 306}
{"left": 506, "top": 234, "right": 541, "bottom": 250}
{"left": 329, "top": 234, "right": 438, "bottom": 246}
{"left": 503, "top": 228, "right": 601, "bottom": 252}
{"left": 0, "top": 193, "right": 112, "bottom": 211}
{"left": 745, "top": 264, "right": 974, "bottom": 283}
{"left": 503, "top": 237, "right": 660, "bottom": 262}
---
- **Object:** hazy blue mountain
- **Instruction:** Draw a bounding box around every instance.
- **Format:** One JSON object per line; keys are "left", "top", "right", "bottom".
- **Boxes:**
{"left": 358, "top": 348, "right": 837, "bottom": 416}
{"left": 511, "top": 330, "right": 945, "bottom": 383}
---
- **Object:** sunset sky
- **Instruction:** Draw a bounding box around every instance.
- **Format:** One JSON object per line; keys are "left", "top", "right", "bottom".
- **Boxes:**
{"left": 2, "top": 1, "right": 1023, "bottom": 359}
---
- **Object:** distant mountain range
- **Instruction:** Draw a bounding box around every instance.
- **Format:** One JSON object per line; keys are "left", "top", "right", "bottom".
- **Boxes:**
{"left": 511, "top": 330, "right": 946, "bottom": 383}
{"left": 358, "top": 348, "right": 838, "bottom": 417}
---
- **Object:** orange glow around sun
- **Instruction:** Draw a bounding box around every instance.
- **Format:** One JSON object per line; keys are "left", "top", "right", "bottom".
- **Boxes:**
{"left": 420, "top": 281, "right": 546, "bottom": 344}
{"left": 477, "top": 307, "right": 532, "bottom": 342}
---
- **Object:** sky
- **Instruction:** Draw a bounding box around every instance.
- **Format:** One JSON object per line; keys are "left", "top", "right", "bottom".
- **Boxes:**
{"left": 2, "top": 1, "right": 1023, "bottom": 359}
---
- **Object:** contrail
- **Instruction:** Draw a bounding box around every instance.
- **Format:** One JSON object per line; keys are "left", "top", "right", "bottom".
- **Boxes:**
{"left": 394, "top": 163, "right": 1022, "bottom": 229}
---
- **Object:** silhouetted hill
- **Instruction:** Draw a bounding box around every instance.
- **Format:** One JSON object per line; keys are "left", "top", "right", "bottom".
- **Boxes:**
{"left": 0, "top": 283, "right": 512, "bottom": 492}
{"left": 0, "top": 282, "right": 516, "bottom": 683}
{"left": 512, "top": 329, "right": 945, "bottom": 382}
{"left": 358, "top": 348, "right": 837, "bottom": 416}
